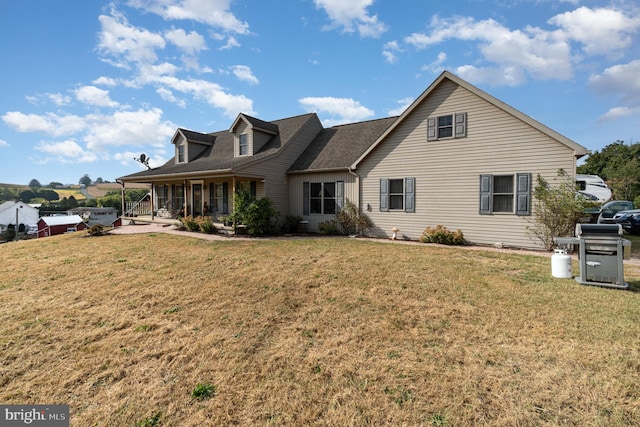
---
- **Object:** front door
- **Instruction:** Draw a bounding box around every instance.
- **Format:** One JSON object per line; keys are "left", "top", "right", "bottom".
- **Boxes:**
{"left": 192, "top": 184, "right": 202, "bottom": 216}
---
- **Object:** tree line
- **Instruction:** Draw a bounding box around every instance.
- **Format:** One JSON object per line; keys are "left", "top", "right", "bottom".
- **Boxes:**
{"left": 577, "top": 140, "right": 640, "bottom": 204}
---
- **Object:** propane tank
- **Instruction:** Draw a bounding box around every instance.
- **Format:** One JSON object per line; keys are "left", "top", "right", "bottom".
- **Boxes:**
{"left": 552, "top": 249, "right": 573, "bottom": 279}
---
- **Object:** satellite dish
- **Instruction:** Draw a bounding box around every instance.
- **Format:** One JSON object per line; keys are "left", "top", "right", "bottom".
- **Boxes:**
{"left": 134, "top": 153, "right": 151, "bottom": 170}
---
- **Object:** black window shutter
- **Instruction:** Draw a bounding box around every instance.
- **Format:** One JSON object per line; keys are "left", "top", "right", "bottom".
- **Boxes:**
{"left": 336, "top": 181, "right": 344, "bottom": 212}
{"left": 250, "top": 180, "right": 257, "bottom": 198}
{"left": 222, "top": 182, "right": 229, "bottom": 214}
{"left": 404, "top": 177, "right": 415, "bottom": 213}
{"left": 516, "top": 173, "right": 531, "bottom": 216}
{"left": 427, "top": 118, "right": 437, "bottom": 141}
{"left": 303, "top": 182, "right": 310, "bottom": 216}
{"left": 479, "top": 175, "right": 492, "bottom": 214}
{"left": 454, "top": 112, "right": 467, "bottom": 138}
{"left": 380, "top": 178, "right": 389, "bottom": 212}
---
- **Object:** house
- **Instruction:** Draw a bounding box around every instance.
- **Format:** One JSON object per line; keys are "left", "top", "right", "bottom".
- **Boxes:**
{"left": 118, "top": 71, "right": 588, "bottom": 249}
{"left": 67, "top": 207, "right": 119, "bottom": 226}
{"left": 0, "top": 201, "right": 40, "bottom": 233}
{"left": 37, "top": 215, "right": 88, "bottom": 238}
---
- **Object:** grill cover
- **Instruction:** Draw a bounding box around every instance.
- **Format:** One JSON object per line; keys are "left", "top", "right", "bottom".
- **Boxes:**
{"left": 575, "top": 223, "right": 623, "bottom": 238}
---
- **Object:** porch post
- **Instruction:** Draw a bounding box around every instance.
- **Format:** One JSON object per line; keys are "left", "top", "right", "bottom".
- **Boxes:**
{"left": 120, "top": 181, "right": 125, "bottom": 217}
{"left": 150, "top": 182, "right": 155, "bottom": 220}
{"left": 184, "top": 180, "right": 188, "bottom": 216}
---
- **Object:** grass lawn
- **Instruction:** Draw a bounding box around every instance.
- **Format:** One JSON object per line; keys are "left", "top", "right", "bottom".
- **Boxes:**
{"left": 1, "top": 233, "right": 639, "bottom": 426}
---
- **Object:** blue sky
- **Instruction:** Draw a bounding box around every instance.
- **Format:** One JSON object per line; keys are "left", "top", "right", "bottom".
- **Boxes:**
{"left": 1, "top": 0, "right": 639, "bottom": 185}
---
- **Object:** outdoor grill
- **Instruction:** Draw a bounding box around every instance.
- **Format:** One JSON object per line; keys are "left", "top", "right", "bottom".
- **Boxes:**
{"left": 555, "top": 223, "right": 631, "bottom": 289}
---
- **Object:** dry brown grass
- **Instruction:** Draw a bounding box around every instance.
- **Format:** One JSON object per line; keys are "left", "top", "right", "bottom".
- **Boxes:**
{"left": 1, "top": 233, "right": 640, "bottom": 426}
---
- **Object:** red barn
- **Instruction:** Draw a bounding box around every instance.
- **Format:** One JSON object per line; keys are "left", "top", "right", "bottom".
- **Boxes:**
{"left": 38, "top": 215, "right": 88, "bottom": 238}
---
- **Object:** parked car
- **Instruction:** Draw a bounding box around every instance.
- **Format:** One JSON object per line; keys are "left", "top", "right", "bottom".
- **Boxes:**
{"left": 596, "top": 200, "right": 634, "bottom": 224}
{"left": 613, "top": 209, "right": 640, "bottom": 234}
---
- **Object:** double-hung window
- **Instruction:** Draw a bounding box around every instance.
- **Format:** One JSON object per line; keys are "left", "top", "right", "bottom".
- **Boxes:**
{"left": 380, "top": 177, "right": 415, "bottom": 212}
{"left": 303, "top": 181, "right": 344, "bottom": 215}
{"left": 177, "top": 144, "right": 185, "bottom": 163}
{"left": 238, "top": 134, "right": 248, "bottom": 156}
{"left": 479, "top": 173, "right": 531, "bottom": 215}
{"left": 427, "top": 112, "right": 467, "bottom": 141}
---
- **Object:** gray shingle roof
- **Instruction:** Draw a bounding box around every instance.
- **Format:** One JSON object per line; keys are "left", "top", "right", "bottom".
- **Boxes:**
{"left": 288, "top": 116, "right": 397, "bottom": 172}
{"left": 119, "top": 113, "right": 317, "bottom": 181}
{"left": 177, "top": 128, "right": 215, "bottom": 145}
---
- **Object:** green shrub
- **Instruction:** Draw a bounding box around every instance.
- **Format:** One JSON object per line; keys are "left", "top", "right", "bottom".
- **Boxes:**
{"left": 87, "top": 224, "right": 105, "bottom": 236}
{"left": 197, "top": 216, "right": 216, "bottom": 234}
{"left": 336, "top": 198, "right": 372, "bottom": 235}
{"left": 318, "top": 220, "right": 340, "bottom": 235}
{"left": 421, "top": 225, "right": 465, "bottom": 245}
{"left": 229, "top": 187, "right": 279, "bottom": 235}
{"left": 180, "top": 216, "right": 200, "bottom": 232}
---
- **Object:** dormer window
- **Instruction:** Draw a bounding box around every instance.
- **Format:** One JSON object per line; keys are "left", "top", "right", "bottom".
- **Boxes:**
{"left": 177, "top": 144, "right": 185, "bottom": 163}
{"left": 238, "top": 134, "right": 248, "bottom": 156}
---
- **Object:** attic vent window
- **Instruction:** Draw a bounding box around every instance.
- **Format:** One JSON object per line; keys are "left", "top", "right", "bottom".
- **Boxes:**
{"left": 238, "top": 134, "right": 248, "bottom": 156}
{"left": 427, "top": 112, "right": 467, "bottom": 141}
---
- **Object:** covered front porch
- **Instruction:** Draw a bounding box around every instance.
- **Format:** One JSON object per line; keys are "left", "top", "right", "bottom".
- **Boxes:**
{"left": 118, "top": 174, "right": 265, "bottom": 223}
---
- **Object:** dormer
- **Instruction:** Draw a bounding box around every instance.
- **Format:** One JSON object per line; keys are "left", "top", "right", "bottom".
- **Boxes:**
{"left": 230, "top": 113, "right": 279, "bottom": 157}
{"left": 172, "top": 128, "right": 215, "bottom": 164}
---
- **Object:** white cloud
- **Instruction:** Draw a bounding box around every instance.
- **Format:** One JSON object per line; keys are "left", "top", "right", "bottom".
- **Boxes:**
{"left": 230, "top": 65, "right": 259, "bottom": 85}
{"left": 48, "top": 93, "right": 72, "bottom": 106}
{"left": 25, "top": 93, "right": 72, "bottom": 107}
{"left": 164, "top": 27, "right": 207, "bottom": 55}
{"left": 156, "top": 87, "right": 187, "bottom": 108}
{"left": 93, "top": 76, "right": 118, "bottom": 86}
{"left": 0, "top": 139, "right": 9, "bottom": 147}
{"left": 75, "top": 86, "right": 119, "bottom": 108}
{"left": 83, "top": 108, "right": 176, "bottom": 150}
{"left": 35, "top": 140, "right": 98, "bottom": 164}
{"left": 421, "top": 51, "right": 447, "bottom": 74}
{"left": 146, "top": 75, "right": 255, "bottom": 117}
{"left": 3, "top": 108, "right": 177, "bottom": 152}
{"left": 404, "top": 15, "right": 573, "bottom": 85}
{"left": 219, "top": 35, "right": 241, "bottom": 50}
{"left": 589, "top": 60, "right": 640, "bottom": 120}
{"left": 548, "top": 7, "right": 640, "bottom": 58}
{"left": 598, "top": 106, "right": 639, "bottom": 121}
{"left": 2, "top": 112, "right": 88, "bottom": 136}
{"left": 97, "top": 10, "right": 166, "bottom": 67}
{"left": 313, "top": 0, "right": 388, "bottom": 38}
{"left": 299, "top": 96, "right": 374, "bottom": 125}
{"left": 387, "top": 97, "right": 414, "bottom": 116}
{"left": 126, "top": 0, "right": 249, "bottom": 34}
{"left": 382, "top": 40, "right": 402, "bottom": 64}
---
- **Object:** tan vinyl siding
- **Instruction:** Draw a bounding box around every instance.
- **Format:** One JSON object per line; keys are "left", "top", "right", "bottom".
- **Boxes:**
{"left": 288, "top": 172, "right": 357, "bottom": 231}
{"left": 358, "top": 80, "right": 577, "bottom": 249}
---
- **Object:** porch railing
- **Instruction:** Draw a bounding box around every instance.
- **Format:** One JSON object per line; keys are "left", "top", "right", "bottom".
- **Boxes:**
{"left": 125, "top": 199, "right": 151, "bottom": 217}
